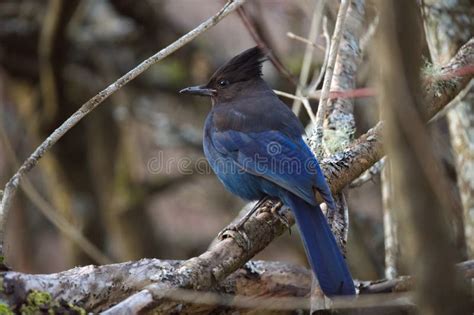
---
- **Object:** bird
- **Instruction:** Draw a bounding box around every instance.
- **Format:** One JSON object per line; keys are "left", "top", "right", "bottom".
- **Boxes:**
{"left": 180, "top": 46, "right": 355, "bottom": 296}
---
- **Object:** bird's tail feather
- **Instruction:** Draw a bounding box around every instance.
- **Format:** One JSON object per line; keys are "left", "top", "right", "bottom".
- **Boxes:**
{"left": 283, "top": 193, "right": 355, "bottom": 296}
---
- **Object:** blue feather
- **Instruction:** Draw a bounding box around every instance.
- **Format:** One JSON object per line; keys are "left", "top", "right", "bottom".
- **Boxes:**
{"left": 282, "top": 193, "right": 355, "bottom": 296}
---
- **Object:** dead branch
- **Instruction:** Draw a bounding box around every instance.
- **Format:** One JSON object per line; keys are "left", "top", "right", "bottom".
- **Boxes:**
{"left": 1, "top": 258, "right": 472, "bottom": 313}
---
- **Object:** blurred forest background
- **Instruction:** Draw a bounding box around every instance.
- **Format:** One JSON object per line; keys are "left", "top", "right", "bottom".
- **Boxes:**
{"left": 0, "top": 0, "right": 470, "bottom": 290}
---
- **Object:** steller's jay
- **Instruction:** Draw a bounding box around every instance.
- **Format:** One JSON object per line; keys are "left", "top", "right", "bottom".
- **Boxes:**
{"left": 180, "top": 47, "right": 355, "bottom": 296}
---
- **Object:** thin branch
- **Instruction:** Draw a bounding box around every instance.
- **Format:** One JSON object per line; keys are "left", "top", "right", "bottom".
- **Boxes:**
{"left": 381, "top": 161, "right": 399, "bottom": 279}
{"left": 314, "top": 0, "right": 351, "bottom": 146}
{"left": 38, "top": 0, "right": 61, "bottom": 121}
{"left": 237, "top": 6, "right": 298, "bottom": 86}
{"left": 349, "top": 158, "right": 385, "bottom": 188}
{"left": 286, "top": 31, "right": 325, "bottom": 50}
{"left": 429, "top": 78, "right": 474, "bottom": 122}
{"left": 274, "top": 90, "right": 316, "bottom": 124}
{"left": 309, "top": 86, "right": 375, "bottom": 100}
{"left": 0, "top": 0, "right": 247, "bottom": 257}
{"left": 292, "top": 0, "right": 326, "bottom": 116}
{"left": 307, "top": 16, "right": 331, "bottom": 92}
{"left": 360, "top": 13, "right": 379, "bottom": 51}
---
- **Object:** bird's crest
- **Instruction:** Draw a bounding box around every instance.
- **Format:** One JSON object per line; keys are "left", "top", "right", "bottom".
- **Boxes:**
{"left": 208, "top": 46, "right": 268, "bottom": 85}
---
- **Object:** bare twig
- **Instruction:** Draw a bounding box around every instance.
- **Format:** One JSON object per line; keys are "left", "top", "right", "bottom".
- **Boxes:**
{"left": 381, "top": 161, "right": 399, "bottom": 279}
{"left": 429, "top": 79, "right": 474, "bottom": 123}
{"left": 237, "top": 6, "right": 298, "bottom": 86}
{"left": 314, "top": 0, "right": 351, "bottom": 147}
{"left": 0, "top": 0, "right": 247, "bottom": 257}
{"left": 360, "top": 13, "right": 379, "bottom": 52}
{"left": 286, "top": 32, "right": 325, "bottom": 50}
{"left": 274, "top": 90, "right": 316, "bottom": 123}
{"left": 307, "top": 16, "right": 331, "bottom": 92}
{"left": 349, "top": 158, "right": 385, "bottom": 188}
{"left": 38, "top": 0, "right": 61, "bottom": 121}
{"left": 292, "top": 0, "right": 326, "bottom": 116}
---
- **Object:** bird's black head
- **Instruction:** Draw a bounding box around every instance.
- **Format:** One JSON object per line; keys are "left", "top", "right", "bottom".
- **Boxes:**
{"left": 180, "top": 46, "right": 268, "bottom": 103}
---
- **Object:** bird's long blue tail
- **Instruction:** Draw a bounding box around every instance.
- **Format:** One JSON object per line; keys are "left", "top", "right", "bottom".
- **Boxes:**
{"left": 282, "top": 193, "right": 355, "bottom": 296}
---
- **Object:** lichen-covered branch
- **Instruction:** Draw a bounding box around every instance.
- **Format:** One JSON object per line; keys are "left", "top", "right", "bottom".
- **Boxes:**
{"left": 1, "top": 258, "right": 472, "bottom": 313}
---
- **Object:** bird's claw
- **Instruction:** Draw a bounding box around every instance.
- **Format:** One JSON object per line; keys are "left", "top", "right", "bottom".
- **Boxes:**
{"left": 217, "top": 224, "right": 251, "bottom": 251}
{"left": 269, "top": 201, "right": 292, "bottom": 235}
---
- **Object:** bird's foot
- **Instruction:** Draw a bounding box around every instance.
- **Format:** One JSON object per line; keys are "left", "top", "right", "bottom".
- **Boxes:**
{"left": 272, "top": 202, "right": 292, "bottom": 234}
{"left": 217, "top": 197, "right": 271, "bottom": 250}
{"left": 217, "top": 223, "right": 251, "bottom": 250}
{"left": 260, "top": 200, "right": 292, "bottom": 234}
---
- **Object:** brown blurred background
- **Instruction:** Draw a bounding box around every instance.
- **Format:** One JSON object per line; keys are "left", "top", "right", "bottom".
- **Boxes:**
{"left": 1, "top": 0, "right": 460, "bottom": 282}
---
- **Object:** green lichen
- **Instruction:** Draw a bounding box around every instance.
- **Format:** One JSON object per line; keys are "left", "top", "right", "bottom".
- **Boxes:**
{"left": 19, "top": 290, "right": 86, "bottom": 315}
{"left": 422, "top": 58, "right": 441, "bottom": 77}
{"left": 0, "top": 303, "right": 14, "bottom": 315}
{"left": 20, "top": 291, "right": 51, "bottom": 314}
{"left": 323, "top": 125, "right": 355, "bottom": 154}
{"left": 66, "top": 303, "right": 86, "bottom": 315}
{"left": 422, "top": 58, "right": 459, "bottom": 97}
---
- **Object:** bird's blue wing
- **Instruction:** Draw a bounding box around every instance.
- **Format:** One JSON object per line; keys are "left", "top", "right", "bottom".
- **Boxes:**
{"left": 211, "top": 129, "right": 334, "bottom": 208}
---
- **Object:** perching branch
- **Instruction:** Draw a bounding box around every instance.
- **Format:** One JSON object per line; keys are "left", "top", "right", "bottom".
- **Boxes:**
{"left": 1, "top": 257, "right": 472, "bottom": 313}
{"left": 0, "top": 0, "right": 247, "bottom": 258}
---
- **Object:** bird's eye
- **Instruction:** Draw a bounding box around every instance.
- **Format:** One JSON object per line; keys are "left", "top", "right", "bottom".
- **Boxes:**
{"left": 218, "top": 79, "right": 229, "bottom": 87}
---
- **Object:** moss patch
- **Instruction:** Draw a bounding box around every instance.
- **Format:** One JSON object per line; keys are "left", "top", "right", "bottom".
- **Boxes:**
{"left": 19, "top": 290, "right": 86, "bottom": 315}
{"left": 0, "top": 303, "right": 14, "bottom": 315}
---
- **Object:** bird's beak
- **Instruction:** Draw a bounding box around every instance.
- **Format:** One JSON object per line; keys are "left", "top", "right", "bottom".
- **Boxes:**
{"left": 179, "top": 85, "right": 216, "bottom": 97}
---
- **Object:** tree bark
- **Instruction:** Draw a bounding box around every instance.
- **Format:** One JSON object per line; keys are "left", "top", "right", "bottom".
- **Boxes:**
{"left": 1, "top": 258, "right": 472, "bottom": 313}
{"left": 422, "top": 0, "right": 474, "bottom": 259}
